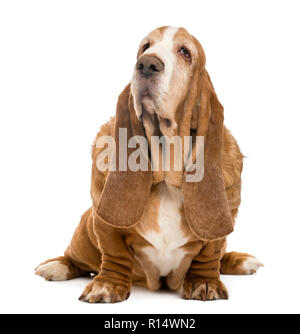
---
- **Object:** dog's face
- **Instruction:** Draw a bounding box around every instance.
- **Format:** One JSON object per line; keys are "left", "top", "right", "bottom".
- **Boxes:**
{"left": 131, "top": 26, "right": 206, "bottom": 137}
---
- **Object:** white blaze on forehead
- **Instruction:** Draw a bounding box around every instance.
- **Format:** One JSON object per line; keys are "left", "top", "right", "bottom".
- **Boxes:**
{"left": 144, "top": 27, "right": 179, "bottom": 95}
{"left": 145, "top": 26, "right": 179, "bottom": 55}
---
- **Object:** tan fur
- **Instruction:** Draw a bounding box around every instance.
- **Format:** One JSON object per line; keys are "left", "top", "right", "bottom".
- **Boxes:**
{"left": 35, "top": 26, "right": 262, "bottom": 303}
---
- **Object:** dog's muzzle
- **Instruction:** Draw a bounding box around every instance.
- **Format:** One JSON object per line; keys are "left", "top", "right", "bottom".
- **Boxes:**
{"left": 136, "top": 55, "right": 164, "bottom": 78}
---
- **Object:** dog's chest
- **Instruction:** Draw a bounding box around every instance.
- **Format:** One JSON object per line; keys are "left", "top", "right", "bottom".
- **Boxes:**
{"left": 138, "top": 183, "right": 190, "bottom": 276}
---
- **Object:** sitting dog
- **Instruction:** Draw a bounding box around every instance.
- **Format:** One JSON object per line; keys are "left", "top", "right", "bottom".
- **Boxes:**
{"left": 35, "top": 26, "right": 263, "bottom": 303}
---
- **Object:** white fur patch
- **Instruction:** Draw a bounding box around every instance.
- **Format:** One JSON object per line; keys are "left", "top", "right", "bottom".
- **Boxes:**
{"left": 85, "top": 286, "right": 111, "bottom": 303}
{"left": 242, "top": 256, "right": 264, "bottom": 274}
{"left": 35, "top": 261, "right": 69, "bottom": 281}
{"left": 141, "top": 183, "right": 189, "bottom": 276}
{"left": 144, "top": 27, "right": 179, "bottom": 104}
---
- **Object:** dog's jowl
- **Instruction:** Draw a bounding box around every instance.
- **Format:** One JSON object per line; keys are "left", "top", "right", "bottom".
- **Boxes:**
{"left": 35, "top": 26, "right": 263, "bottom": 303}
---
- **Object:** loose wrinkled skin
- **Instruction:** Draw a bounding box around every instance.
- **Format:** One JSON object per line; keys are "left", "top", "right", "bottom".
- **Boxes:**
{"left": 35, "top": 26, "right": 263, "bottom": 303}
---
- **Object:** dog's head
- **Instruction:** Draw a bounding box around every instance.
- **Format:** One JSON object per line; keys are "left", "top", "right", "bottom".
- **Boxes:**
{"left": 131, "top": 26, "right": 206, "bottom": 138}
{"left": 95, "top": 26, "right": 233, "bottom": 241}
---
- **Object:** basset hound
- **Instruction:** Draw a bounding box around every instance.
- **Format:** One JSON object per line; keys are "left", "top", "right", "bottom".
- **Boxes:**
{"left": 35, "top": 26, "right": 263, "bottom": 302}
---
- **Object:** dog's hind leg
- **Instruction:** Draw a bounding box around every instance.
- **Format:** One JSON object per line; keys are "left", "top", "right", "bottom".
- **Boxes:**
{"left": 220, "top": 252, "right": 263, "bottom": 275}
{"left": 35, "top": 255, "right": 91, "bottom": 281}
{"left": 35, "top": 208, "right": 101, "bottom": 281}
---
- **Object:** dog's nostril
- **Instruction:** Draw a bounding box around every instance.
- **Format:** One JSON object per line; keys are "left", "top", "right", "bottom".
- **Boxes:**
{"left": 150, "top": 64, "right": 158, "bottom": 72}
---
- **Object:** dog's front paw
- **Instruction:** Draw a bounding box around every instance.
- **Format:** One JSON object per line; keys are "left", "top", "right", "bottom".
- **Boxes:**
{"left": 182, "top": 278, "right": 228, "bottom": 301}
{"left": 79, "top": 280, "right": 130, "bottom": 303}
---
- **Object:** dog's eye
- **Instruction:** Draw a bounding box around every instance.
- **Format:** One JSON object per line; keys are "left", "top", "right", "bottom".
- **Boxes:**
{"left": 179, "top": 46, "right": 191, "bottom": 61}
{"left": 142, "top": 42, "right": 150, "bottom": 52}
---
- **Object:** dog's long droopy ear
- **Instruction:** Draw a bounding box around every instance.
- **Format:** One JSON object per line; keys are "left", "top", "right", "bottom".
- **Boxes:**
{"left": 182, "top": 71, "right": 233, "bottom": 240}
{"left": 95, "top": 84, "right": 152, "bottom": 228}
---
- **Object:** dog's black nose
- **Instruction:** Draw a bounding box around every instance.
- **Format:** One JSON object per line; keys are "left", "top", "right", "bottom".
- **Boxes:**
{"left": 136, "top": 55, "right": 164, "bottom": 77}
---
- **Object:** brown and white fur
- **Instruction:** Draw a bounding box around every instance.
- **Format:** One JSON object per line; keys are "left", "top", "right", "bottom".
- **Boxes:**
{"left": 35, "top": 26, "right": 263, "bottom": 303}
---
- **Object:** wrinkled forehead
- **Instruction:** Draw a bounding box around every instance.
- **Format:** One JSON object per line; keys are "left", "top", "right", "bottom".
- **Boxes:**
{"left": 142, "top": 26, "right": 193, "bottom": 44}
{"left": 138, "top": 26, "right": 199, "bottom": 58}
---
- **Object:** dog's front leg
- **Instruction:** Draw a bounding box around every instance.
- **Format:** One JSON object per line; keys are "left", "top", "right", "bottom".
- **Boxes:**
{"left": 79, "top": 216, "right": 133, "bottom": 303}
{"left": 182, "top": 238, "right": 228, "bottom": 301}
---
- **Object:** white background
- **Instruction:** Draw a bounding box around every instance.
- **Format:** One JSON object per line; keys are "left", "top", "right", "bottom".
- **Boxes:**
{"left": 1, "top": 0, "right": 300, "bottom": 314}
